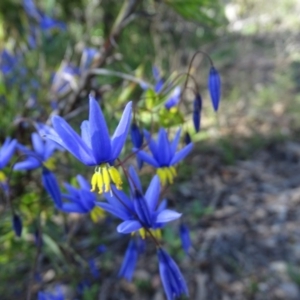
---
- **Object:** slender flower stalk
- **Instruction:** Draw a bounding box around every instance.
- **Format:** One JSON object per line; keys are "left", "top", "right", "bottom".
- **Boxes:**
{"left": 157, "top": 248, "right": 189, "bottom": 300}
{"left": 46, "top": 95, "right": 132, "bottom": 194}
{"left": 134, "top": 128, "right": 193, "bottom": 185}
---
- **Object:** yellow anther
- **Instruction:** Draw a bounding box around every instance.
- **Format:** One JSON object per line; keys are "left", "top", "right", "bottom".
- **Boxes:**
{"left": 157, "top": 167, "right": 177, "bottom": 185}
{"left": 102, "top": 167, "right": 111, "bottom": 192}
{"left": 91, "top": 164, "right": 123, "bottom": 194}
{"left": 43, "top": 157, "right": 56, "bottom": 171}
{"left": 0, "top": 171, "right": 6, "bottom": 183}
{"left": 96, "top": 172, "right": 104, "bottom": 194}
{"left": 170, "top": 166, "right": 177, "bottom": 176}
{"left": 90, "top": 206, "right": 105, "bottom": 222}
{"left": 151, "top": 229, "right": 162, "bottom": 240}
{"left": 139, "top": 228, "right": 146, "bottom": 239}
{"left": 91, "top": 172, "right": 98, "bottom": 192}
{"left": 165, "top": 168, "right": 174, "bottom": 184}
{"left": 108, "top": 166, "right": 123, "bottom": 190}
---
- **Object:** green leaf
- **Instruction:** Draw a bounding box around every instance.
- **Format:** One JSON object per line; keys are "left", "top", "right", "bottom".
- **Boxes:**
{"left": 159, "top": 107, "right": 184, "bottom": 128}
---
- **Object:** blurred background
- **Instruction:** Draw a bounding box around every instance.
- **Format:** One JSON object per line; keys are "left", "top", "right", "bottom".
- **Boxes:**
{"left": 1, "top": 0, "right": 300, "bottom": 299}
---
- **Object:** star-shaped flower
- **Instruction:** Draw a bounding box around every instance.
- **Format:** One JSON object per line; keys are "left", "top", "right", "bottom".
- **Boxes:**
{"left": 60, "top": 175, "right": 105, "bottom": 222}
{"left": 97, "top": 166, "right": 181, "bottom": 237}
{"left": 46, "top": 95, "right": 132, "bottom": 194}
{"left": 135, "top": 128, "right": 193, "bottom": 185}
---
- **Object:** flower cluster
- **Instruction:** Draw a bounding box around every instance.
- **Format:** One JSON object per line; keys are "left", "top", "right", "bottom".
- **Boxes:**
{"left": 0, "top": 20, "right": 221, "bottom": 296}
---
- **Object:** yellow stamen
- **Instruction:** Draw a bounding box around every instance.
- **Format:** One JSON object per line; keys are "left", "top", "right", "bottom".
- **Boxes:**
{"left": 43, "top": 157, "right": 56, "bottom": 170}
{"left": 0, "top": 171, "right": 6, "bottom": 183}
{"left": 90, "top": 164, "right": 123, "bottom": 194}
{"left": 156, "top": 167, "right": 177, "bottom": 185}
{"left": 151, "top": 229, "right": 162, "bottom": 240}
{"left": 139, "top": 228, "right": 146, "bottom": 239}
{"left": 90, "top": 206, "right": 105, "bottom": 222}
{"left": 102, "top": 167, "right": 110, "bottom": 192}
{"left": 108, "top": 166, "right": 123, "bottom": 190}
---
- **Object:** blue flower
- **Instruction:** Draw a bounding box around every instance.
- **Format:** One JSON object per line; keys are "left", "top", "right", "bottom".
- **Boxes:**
{"left": 14, "top": 132, "right": 57, "bottom": 171}
{"left": 97, "top": 166, "right": 181, "bottom": 237}
{"left": 60, "top": 175, "right": 105, "bottom": 222}
{"left": 46, "top": 95, "right": 132, "bottom": 194}
{"left": 179, "top": 224, "right": 191, "bottom": 255}
{"left": 164, "top": 86, "right": 181, "bottom": 110}
{"left": 135, "top": 128, "right": 193, "bottom": 185}
{"left": 157, "top": 248, "right": 188, "bottom": 300}
{"left": 38, "top": 285, "right": 64, "bottom": 300}
{"left": 193, "top": 93, "right": 202, "bottom": 132}
{"left": 12, "top": 214, "right": 22, "bottom": 237}
{"left": 118, "top": 239, "right": 139, "bottom": 281}
{"left": 208, "top": 66, "right": 221, "bottom": 112}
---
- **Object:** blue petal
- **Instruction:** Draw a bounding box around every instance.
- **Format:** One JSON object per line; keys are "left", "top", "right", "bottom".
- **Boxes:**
{"left": 14, "top": 157, "right": 41, "bottom": 170}
{"left": 170, "top": 128, "right": 181, "bottom": 156}
{"left": 111, "top": 101, "right": 132, "bottom": 160}
{"left": 145, "top": 175, "right": 160, "bottom": 212}
{"left": 157, "top": 199, "right": 167, "bottom": 213}
{"left": 42, "top": 168, "right": 62, "bottom": 208}
{"left": 96, "top": 202, "right": 130, "bottom": 221}
{"left": 80, "top": 120, "right": 92, "bottom": 148}
{"left": 143, "top": 130, "right": 159, "bottom": 159}
{"left": 117, "top": 220, "right": 142, "bottom": 234}
{"left": 108, "top": 186, "right": 134, "bottom": 211}
{"left": 60, "top": 202, "right": 85, "bottom": 213}
{"left": 63, "top": 183, "right": 79, "bottom": 197}
{"left": 133, "top": 190, "right": 152, "bottom": 227}
{"left": 76, "top": 174, "right": 91, "bottom": 190}
{"left": 31, "top": 133, "right": 45, "bottom": 157}
{"left": 128, "top": 165, "right": 142, "bottom": 193}
{"left": 52, "top": 115, "right": 95, "bottom": 165}
{"left": 89, "top": 95, "right": 112, "bottom": 165}
{"left": 118, "top": 239, "right": 138, "bottom": 281}
{"left": 78, "top": 189, "right": 95, "bottom": 210}
{"left": 135, "top": 149, "right": 159, "bottom": 168}
{"left": 170, "top": 143, "right": 193, "bottom": 166}
{"left": 44, "top": 140, "right": 57, "bottom": 160}
{"left": 158, "top": 248, "right": 189, "bottom": 299}
{"left": 157, "top": 128, "right": 171, "bottom": 165}
{"left": 0, "top": 138, "right": 16, "bottom": 169}
{"left": 156, "top": 209, "right": 181, "bottom": 223}
{"left": 89, "top": 95, "right": 112, "bottom": 163}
